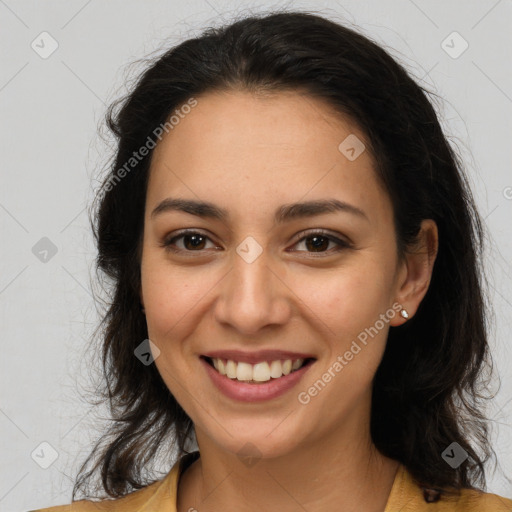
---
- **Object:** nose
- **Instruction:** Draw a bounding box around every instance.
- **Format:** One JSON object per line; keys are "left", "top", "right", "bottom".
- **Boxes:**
{"left": 213, "top": 248, "right": 292, "bottom": 336}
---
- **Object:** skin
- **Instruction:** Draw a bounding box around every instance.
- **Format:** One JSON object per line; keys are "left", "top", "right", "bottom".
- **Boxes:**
{"left": 140, "top": 89, "right": 438, "bottom": 512}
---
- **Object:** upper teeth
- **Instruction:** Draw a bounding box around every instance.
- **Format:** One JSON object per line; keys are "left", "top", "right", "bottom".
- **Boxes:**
{"left": 212, "top": 358, "right": 305, "bottom": 382}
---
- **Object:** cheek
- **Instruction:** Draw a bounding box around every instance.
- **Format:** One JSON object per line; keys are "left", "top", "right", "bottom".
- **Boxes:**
{"left": 141, "top": 242, "right": 396, "bottom": 339}
{"left": 140, "top": 255, "right": 219, "bottom": 338}
{"left": 286, "top": 258, "right": 394, "bottom": 338}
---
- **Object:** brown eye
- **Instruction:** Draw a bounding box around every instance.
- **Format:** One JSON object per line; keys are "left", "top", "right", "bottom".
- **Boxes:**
{"left": 160, "top": 229, "right": 351, "bottom": 256}
{"left": 304, "top": 234, "right": 331, "bottom": 252}
{"left": 181, "top": 233, "right": 207, "bottom": 250}
{"left": 291, "top": 230, "right": 351, "bottom": 254}
{"left": 161, "top": 230, "right": 217, "bottom": 253}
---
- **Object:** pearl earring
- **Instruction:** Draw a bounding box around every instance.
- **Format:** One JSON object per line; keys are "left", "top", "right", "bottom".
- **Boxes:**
{"left": 400, "top": 308, "right": 409, "bottom": 319}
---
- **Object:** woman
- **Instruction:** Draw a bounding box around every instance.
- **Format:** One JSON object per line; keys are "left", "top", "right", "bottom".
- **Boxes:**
{"left": 33, "top": 10, "right": 512, "bottom": 512}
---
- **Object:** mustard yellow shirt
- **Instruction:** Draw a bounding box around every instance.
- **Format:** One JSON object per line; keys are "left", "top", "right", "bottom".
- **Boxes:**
{"left": 31, "top": 451, "right": 512, "bottom": 511}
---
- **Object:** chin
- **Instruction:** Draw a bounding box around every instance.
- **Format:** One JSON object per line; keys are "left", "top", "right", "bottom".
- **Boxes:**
{"left": 197, "top": 416, "right": 308, "bottom": 461}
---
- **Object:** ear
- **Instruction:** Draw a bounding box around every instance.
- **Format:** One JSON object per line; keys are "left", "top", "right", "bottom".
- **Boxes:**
{"left": 389, "top": 219, "right": 438, "bottom": 326}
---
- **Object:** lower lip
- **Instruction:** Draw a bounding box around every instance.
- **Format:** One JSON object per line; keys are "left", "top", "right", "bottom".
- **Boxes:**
{"left": 201, "top": 357, "right": 314, "bottom": 402}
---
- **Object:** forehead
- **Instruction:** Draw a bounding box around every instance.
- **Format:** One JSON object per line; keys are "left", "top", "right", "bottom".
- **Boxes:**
{"left": 152, "top": 89, "right": 366, "bottom": 161}
{"left": 147, "top": 90, "right": 392, "bottom": 227}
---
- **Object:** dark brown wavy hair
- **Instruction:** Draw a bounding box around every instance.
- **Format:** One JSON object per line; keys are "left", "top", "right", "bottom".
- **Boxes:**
{"left": 74, "top": 9, "right": 500, "bottom": 502}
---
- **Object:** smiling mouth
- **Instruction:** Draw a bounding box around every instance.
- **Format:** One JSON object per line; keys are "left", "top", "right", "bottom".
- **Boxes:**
{"left": 201, "top": 356, "right": 315, "bottom": 383}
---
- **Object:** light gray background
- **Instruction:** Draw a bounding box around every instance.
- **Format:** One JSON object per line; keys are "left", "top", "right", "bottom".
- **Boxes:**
{"left": 1, "top": 1, "right": 511, "bottom": 510}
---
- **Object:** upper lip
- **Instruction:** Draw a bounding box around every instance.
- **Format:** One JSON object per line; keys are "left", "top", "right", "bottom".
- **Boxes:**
{"left": 202, "top": 350, "right": 316, "bottom": 364}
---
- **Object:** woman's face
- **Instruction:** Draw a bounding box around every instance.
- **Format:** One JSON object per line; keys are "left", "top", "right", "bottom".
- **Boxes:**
{"left": 140, "top": 90, "right": 411, "bottom": 458}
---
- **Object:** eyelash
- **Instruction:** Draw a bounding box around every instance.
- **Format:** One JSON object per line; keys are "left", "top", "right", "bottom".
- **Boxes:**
{"left": 160, "top": 228, "right": 352, "bottom": 257}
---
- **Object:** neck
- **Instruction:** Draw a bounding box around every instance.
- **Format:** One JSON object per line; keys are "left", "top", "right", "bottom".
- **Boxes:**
{"left": 177, "top": 418, "right": 399, "bottom": 512}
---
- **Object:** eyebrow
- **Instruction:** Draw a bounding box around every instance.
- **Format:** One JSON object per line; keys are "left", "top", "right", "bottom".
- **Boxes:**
{"left": 150, "top": 197, "right": 369, "bottom": 223}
